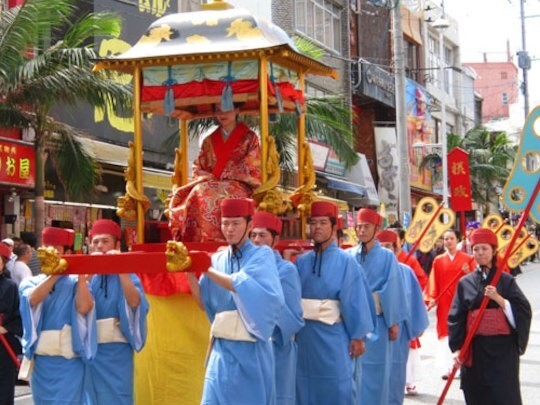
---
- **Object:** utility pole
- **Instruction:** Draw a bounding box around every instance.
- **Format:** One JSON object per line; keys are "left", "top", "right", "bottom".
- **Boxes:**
{"left": 518, "top": 0, "right": 530, "bottom": 119}
{"left": 391, "top": 2, "right": 412, "bottom": 224}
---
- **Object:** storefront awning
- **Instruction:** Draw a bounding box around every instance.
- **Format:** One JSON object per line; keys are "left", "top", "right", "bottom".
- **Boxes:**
{"left": 325, "top": 176, "right": 367, "bottom": 197}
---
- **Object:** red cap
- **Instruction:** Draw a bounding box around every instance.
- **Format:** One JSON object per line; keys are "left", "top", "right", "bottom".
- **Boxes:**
{"left": 221, "top": 198, "right": 255, "bottom": 218}
{"left": 0, "top": 243, "right": 11, "bottom": 260}
{"left": 470, "top": 228, "right": 498, "bottom": 248}
{"left": 42, "top": 227, "right": 75, "bottom": 247}
{"left": 376, "top": 229, "right": 397, "bottom": 244}
{"left": 357, "top": 208, "right": 383, "bottom": 226}
{"left": 90, "top": 219, "right": 121, "bottom": 240}
{"left": 310, "top": 201, "right": 338, "bottom": 219}
{"left": 252, "top": 211, "right": 282, "bottom": 235}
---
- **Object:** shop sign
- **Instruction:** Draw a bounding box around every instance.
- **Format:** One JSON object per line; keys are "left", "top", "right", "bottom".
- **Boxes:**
{"left": 358, "top": 59, "right": 396, "bottom": 107}
{"left": 448, "top": 147, "right": 472, "bottom": 212}
{"left": 0, "top": 140, "right": 35, "bottom": 187}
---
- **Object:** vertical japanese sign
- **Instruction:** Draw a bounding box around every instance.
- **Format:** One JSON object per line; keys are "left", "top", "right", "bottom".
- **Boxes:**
{"left": 448, "top": 147, "right": 472, "bottom": 212}
{"left": 0, "top": 141, "right": 35, "bottom": 187}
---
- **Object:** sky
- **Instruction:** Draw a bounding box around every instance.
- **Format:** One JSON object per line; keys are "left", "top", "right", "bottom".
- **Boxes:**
{"left": 445, "top": 0, "right": 540, "bottom": 126}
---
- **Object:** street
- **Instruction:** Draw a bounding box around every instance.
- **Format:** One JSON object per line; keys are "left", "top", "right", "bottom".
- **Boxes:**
{"left": 14, "top": 261, "right": 540, "bottom": 405}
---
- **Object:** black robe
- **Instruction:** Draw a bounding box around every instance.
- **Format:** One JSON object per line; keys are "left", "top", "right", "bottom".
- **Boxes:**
{"left": 448, "top": 268, "right": 532, "bottom": 405}
{"left": 0, "top": 273, "right": 23, "bottom": 405}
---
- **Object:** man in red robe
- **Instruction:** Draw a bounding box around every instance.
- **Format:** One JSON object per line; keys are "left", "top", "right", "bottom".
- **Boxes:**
{"left": 168, "top": 105, "right": 261, "bottom": 242}
{"left": 427, "top": 229, "right": 476, "bottom": 378}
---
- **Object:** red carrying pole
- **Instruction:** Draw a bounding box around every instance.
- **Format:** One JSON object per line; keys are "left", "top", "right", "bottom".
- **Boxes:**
{"left": 437, "top": 179, "right": 540, "bottom": 404}
{"left": 0, "top": 319, "right": 20, "bottom": 368}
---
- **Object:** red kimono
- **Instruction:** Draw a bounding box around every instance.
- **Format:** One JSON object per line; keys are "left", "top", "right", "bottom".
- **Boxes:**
{"left": 168, "top": 122, "right": 261, "bottom": 242}
{"left": 398, "top": 251, "right": 427, "bottom": 290}
{"left": 428, "top": 251, "right": 476, "bottom": 338}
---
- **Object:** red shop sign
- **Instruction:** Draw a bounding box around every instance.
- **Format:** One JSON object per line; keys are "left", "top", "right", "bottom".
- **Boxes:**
{"left": 0, "top": 140, "right": 35, "bottom": 187}
{"left": 448, "top": 147, "right": 472, "bottom": 212}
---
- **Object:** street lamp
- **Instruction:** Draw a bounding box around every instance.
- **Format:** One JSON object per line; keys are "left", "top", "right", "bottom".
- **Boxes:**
{"left": 433, "top": 16, "right": 450, "bottom": 206}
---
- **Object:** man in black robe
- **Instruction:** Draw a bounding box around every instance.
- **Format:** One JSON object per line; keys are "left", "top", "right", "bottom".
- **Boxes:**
{"left": 448, "top": 228, "right": 532, "bottom": 405}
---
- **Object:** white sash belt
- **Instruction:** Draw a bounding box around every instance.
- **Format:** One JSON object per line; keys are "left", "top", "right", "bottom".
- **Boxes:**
{"left": 210, "top": 310, "right": 257, "bottom": 342}
{"left": 301, "top": 299, "right": 342, "bottom": 325}
{"left": 373, "top": 292, "right": 383, "bottom": 315}
{"left": 34, "top": 325, "right": 78, "bottom": 359}
{"left": 97, "top": 317, "right": 128, "bottom": 344}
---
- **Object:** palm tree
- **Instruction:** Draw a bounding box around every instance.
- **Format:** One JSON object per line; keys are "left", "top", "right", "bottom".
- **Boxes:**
{"left": 421, "top": 127, "right": 515, "bottom": 215}
{"left": 0, "top": 0, "right": 131, "bottom": 243}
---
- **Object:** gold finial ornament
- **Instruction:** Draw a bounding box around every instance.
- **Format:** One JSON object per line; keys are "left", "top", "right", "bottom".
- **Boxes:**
{"left": 38, "top": 247, "right": 69, "bottom": 275}
{"left": 165, "top": 241, "right": 193, "bottom": 272}
{"left": 201, "top": 0, "right": 234, "bottom": 11}
{"left": 116, "top": 141, "right": 151, "bottom": 220}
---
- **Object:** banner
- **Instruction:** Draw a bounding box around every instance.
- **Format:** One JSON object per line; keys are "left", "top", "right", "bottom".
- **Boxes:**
{"left": 0, "top": 140, "right": 35, "bottom": 187}
{"left": 374, "top": 127, "right": 398, "bottom": 222}
{"left": 448, "top": 147, "right": 472, "bottom": 212}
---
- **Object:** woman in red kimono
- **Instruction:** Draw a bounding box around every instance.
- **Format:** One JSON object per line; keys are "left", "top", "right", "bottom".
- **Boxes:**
{"left": 168, "top": 105, "right": 261, "bottom": 242}
{"left": 427, "top": 229, "right": 476, "bottom": 378}
{"left": 448, "top": 228, "right": 531, "bottom": 405}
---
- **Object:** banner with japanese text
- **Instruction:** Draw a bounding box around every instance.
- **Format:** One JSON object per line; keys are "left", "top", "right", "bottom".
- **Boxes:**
{"left": 0, "top": 140, "right": 35, "bottom": 187}
{"left": 448, "top": 147, "right": 472, "bottom": 212}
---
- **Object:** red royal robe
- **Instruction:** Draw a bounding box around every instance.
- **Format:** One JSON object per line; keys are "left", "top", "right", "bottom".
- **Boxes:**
{"left": 168, "top": 122, "right": 261, "bottom": 242}
{"left": 428, "top": 251, "right": 476, "bottom": 338}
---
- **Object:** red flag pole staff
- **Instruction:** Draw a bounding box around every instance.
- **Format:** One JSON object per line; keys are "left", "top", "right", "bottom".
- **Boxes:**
{"left": 0, "top": 315, "right": 20, "bottom": 369}
{"left": 437, "top": 178, "right": 540, "bottom": 405}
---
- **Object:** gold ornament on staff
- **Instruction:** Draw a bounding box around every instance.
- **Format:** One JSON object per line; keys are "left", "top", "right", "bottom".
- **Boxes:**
{"left": 405, "top": 197, "right": 455, "bottom": 253}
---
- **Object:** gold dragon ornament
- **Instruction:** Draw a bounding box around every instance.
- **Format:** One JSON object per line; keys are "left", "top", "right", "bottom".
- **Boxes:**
{"left": 290, "top": 141, "right": 317, "bottom": 218}
{"left": 253, "top": 136, "right": 290, "bottom": 215}
{"left": 37, "top": 247, "right": 69, "bottom": 275}
{"left": 116, "top": 141, "right": 152, "bottom": 220}
{"left": 165, "top": 241, "right": 193, "bottom": 272}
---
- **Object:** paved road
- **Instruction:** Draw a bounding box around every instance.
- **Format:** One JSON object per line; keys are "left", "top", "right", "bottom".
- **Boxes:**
{"left": 15, "top": 262, "right": 540, "bottom": 405}
{"left": 405, "top": 261, "right": 540, "bottom": 404}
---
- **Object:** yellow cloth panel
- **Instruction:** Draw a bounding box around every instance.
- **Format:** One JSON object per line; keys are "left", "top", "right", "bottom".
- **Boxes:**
{"left": 135, "top": 293, "right": 210, "bottom": 405}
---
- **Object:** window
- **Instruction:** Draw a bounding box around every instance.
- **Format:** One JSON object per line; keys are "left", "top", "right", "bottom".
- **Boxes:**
{"left": 404, "top": 39, "right": 419, "bottom": 82}
{"left": 501, "top": 71, "right": 508, "bottom": 80}
{"left": 502, "top": 92, "right": 508, "bottom": 105}
{"left": 295, "top": 0, "right": 342, "bottom": 53}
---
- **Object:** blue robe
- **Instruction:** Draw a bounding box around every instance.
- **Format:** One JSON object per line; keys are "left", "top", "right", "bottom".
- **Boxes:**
{"left": 296, "top": 242, "right": 375, "bottom": 405}
{"left": 347, "top": 241, "right": 408, "bottom": 405}
{"left": 389, "top": 263, "right": 429, "bottom": 405}
{"left": 272, "top": 251, "right": 304, "bottom": 405}
{"left": 19, "top": 275, "right": 96, "bottom": 405}
{"left": 200, "top": 240, "right": 284, "bottom": 405}
{"left": 85, "top": 274, "right": 148, "bottom": 405}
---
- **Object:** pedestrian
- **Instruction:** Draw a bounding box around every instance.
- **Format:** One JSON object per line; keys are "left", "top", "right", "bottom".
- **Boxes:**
{"left": 20, "top": 232, "right": 41, "bottom": 275}
{"left": 18, "top": 227, "right": 95, "bottom": 404}
{"left": 1, "top": 238, "right": 17, "bottom": 275}
{"left": 296, "top": 202, "right": 375, "bottom": 405}
{"left": 84, "top": 219, "right": 149, "bottom": 405}
{"left": 250, "top": 211, "right": 304, "bottom": 405}
{"left": 0, "top": 243, "right": 22, "bottom": 405}
{"left": 457, "top": 221, "right": 480, "bottom": 254}
{"left": 10, "top": 244, "right": 33, "bottom": 287}
{"left": 448, "top": 228, "right": 532, "bottom": 405}
{"left": 187, "top": 198, "right": 284, "bottom": 404}
{"left": 347, "top": 208, "right": 408, "bottom": 405}
{"left": 427, "top": 229, "right": 476, "bottom": 379}
{"left": 376, "top": 229, "right": 429, "bottom": 402}
{"left": 417, "top": 237, "right": 445, "bottom": 276}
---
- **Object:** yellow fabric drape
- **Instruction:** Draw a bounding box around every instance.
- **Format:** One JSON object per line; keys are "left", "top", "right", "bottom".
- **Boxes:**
{"left": 135, "top": 294, "right": 210, "bottom": 405}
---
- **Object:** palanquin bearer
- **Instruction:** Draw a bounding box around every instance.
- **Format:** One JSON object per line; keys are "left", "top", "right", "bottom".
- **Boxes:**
{"left": 187, "top": 198, "right": 284, "bottom": 405}
{"left": 448, "top": 228, "right": 532, "bottom": 405}
{"left": 85, "top": 219, "right": 149, "bottom": 405}
{"left": 376, "top": 230, "right": 429, "bottom": 403}
{"left": 347, "top": 208, "right": 408, "bottom": 405}
{"left": 19, "top": 227, "right": 95, "bottom": 405}
{"left": 295, "top": 201, "right": 375, "bottom": 405}
{"left": 250, "top": 211, "right": 305, "bottom": 405}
